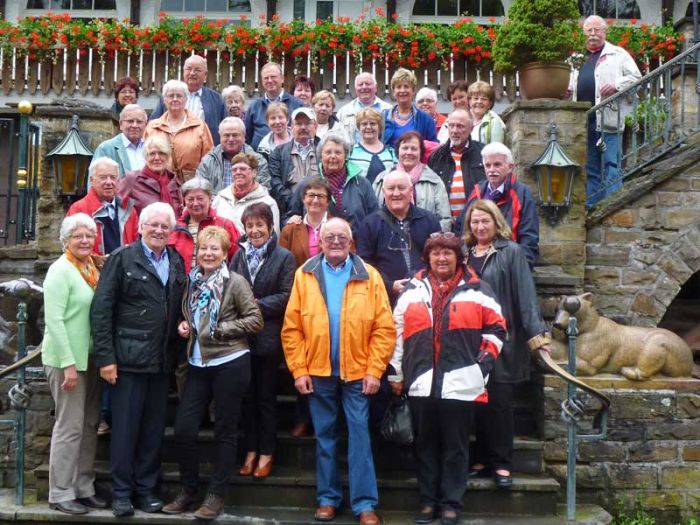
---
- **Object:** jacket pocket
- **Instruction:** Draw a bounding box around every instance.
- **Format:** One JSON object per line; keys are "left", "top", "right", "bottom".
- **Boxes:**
{"left": 441, "top": 364, "right": 485, "bottom": 401}
{"left": 115, "top": 326, "right": 155, "bottom": 368}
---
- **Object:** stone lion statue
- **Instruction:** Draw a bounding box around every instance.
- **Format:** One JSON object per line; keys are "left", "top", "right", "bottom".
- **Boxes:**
{"left": 550, "top": 293, "right": 693, "bottom": 380}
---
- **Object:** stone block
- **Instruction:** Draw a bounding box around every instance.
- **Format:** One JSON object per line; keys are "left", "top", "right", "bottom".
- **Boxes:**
{"left": 586, "top": 245, "right": 631, "bottom": 266}
{"left": 605, "top": 230, "right": 642, "bottom": 243}
{"left": 587, "top": 289, "right": 633, "bottom": 315}
{"left": 602, "top": 209, "right": 636, "bottom": 228}
{"left": 627, "top": 442, "right": 679, "bottom": 462}
{"left": 659, "top": 465, "right": 700, "bottom": 488}
{"left": 607, "top": 419, "right": 647, "bottom": 441}
{"left": 622, "top": 270, "right": 660, "bottom": 286}
{"left": 578, "top": 441, "right": 627, "bottom": 462}
{"left": 539, "top": 244, "right": 562, "bottom": 265}
{"left": 585, "top": 267, "right": 620, "bottom": 286}
{"left": 631, "top": 247, "right": 661, "bottom": 265}
{"left": 637, "top": 491, "right": 684, "bottom": 510}
{"left": 656, "top": 253, "right": 694, "bottom": 284}
{"left": 655, "top": 191, "right": 683, "bottom": 207}
{"left": 682, "top": 445, "right": 700, "bottom": 461}
{"left": 646, "top": 420, "right": 700, "bottom": 440}
{"left": 543, "top": 441, "right": 567, "bottom": 462}
{"left": 682, "top": 191, "right": 700, "bottom": 208}
{"left": 637, "top": 206, "right": 659, "bottom": 228}
{"left": 560, "top": 244, "right": 586, "bottom": 265}
{"left": 630, "top": 293, "right": 661, "bottom": 316}
{"left": 676, "top": 393, "right": 700, "bottom": 418}
{"left": 639, "top": 230, "right": 680, "bottom": 248}
{"left": 550, "top": 225, "right": 587, "bottom": 242}
{"left": 586, "top": 226, "right": 603, "bottom": 244}
{"left": 653, "top": 275, "right": 682, "bottom": 308}
{"left": 608, "top": 390, "right": 675, "bottom": 419}
{"left": 663, "top": 208, "right": 700, "bottom": 229}
{"left": 547, "top": 464, "right": 608, "bottom": 488}
{"left": 606, "top": 464, "right": 658, "bottom": 489}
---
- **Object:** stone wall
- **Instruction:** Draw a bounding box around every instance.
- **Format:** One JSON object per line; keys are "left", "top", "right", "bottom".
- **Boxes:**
{"left": 543, "top": 375, "right": 700, "bottom": 524}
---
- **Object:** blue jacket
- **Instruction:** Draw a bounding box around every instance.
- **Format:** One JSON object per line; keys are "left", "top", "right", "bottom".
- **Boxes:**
{"left": 150, "top": 86, "right": 227, "bottom": 145}
{"left": 382, "top": 104, "right": 438, "bottom": 148}
{"left": 245, "top": 92, "right": 305, "bottom": 150}
{"left": 93, "top": 134, "right": 139, "bottom": 178}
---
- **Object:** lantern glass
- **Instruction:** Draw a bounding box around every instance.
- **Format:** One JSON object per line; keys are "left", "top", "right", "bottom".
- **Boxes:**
{"left": 54, "top": 155, "right": 90, "bottom": 196}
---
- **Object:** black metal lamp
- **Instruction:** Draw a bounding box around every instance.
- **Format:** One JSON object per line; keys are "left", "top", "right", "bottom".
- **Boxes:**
{"left": 46, "top": 115, "right": 93, "bottom": 202}
{"left": 531, "top": 123, "right": 580, "bottom": 226}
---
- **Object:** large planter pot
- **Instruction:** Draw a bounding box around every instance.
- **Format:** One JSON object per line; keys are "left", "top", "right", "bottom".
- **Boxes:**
{"left": 518, "top": 61, "right": 571, "bottom": 100}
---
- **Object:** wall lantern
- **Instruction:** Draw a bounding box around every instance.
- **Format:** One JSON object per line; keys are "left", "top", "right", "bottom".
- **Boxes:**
{"left": 530, "top": 123, "right": 580, "bottom": 226}
{"left": 46, "top": 115, "right": 93, "bottom": 202}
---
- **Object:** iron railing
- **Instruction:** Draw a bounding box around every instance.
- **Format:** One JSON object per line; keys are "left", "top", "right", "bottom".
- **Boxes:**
{"left": 586, "top": 41, "right": 700, "bottom": 206}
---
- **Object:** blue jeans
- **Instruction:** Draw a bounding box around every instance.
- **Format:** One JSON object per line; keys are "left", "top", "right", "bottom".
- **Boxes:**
{"left": 586, "top": 114, "right": 623, "bottom": 206}
{"left": 308, "top": 376, "right": 378, "bottom": 515}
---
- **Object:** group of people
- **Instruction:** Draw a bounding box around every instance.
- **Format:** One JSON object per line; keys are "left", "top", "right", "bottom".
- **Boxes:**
{"left": 42, "top": 23, "right": 640, "bottom": 521}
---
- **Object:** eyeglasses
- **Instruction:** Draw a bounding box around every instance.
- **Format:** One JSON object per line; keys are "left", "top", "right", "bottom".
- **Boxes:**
{"left": 304, "top": 192, "right": 328, "bottom": 201}
{"left": 143, "top": 222, "right": 172, "bottom": 232}
{"left": 165, "top": 93, "right": 186, "bottom": 100}
{"left": 430, "top": 232, "right": 457, "bottom": 239}
{"left": 70, "top": 233, "right": 96, "bottom": 241}
{"left": 322, "top": 234, "right": 350, "bottom": 244}
{"left": 584, "top": 27, "right": 606, "bottom": 35}
{"left": 416, "top": 98, "right": 436, "bottom": 104}
{"left": 469, "top": 95, "right": 490, "bottom": 102}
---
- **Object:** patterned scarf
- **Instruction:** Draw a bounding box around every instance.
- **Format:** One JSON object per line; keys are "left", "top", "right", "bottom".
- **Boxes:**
{"left": 428, "top": 266, "right": 464, "bottom": 366}
{"left": 325, "top": 166, "right": 347, "bottom": 211}
{"left": 189, "top": 261, "right": 228, "bottom": 338}
{"left": 65, "top": 250, "right": 100, "bottom": 290}
{"left": 245, "top": 238, "right": 270, "bottom": 282}
{"left": 142, "top": 165, "right": 174, "bottom": 208}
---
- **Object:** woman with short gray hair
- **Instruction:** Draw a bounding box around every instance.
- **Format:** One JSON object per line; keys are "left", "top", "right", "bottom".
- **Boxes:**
{"left": 43, "top": 213, "right": 106, "bottom": 515}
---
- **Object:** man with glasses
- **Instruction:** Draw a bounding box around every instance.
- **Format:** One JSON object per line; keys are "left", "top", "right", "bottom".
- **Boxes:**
{"left": 282, "top": 217, "right": 395, "bottom": 525}
{"left": 150, "top": 55, "right": 227, "bottom": 145}
{"left": 91, "top": 202, "right": 186, "bottom": 518}
{"left": 93, "top": 104, "right": 148, "bottom": 178}
{"left": 269, "top": 107, "right": 320, "bottom": 216}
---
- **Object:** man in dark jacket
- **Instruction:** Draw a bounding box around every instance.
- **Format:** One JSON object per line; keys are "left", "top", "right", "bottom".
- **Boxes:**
{"left": 91, "top": 202, "right": 186, "bottom": 518}
{"left": 457, "top": 142, "right": 540, "bottom": 267}
{"left": 428, "top": 109, "right": 485, "bottom": 227}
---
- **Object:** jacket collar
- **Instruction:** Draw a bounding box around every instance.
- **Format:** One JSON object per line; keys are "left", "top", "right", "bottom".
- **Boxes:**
{"left": 302, "top": 252, "right": 369, "bottom": 282}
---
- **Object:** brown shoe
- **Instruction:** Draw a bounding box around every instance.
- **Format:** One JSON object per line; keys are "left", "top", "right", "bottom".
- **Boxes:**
{"left": 359, "top": 510, "right": 381, "bottom": 525}
{"left": 162, "top": 490, "right": 198, "bottom": 514}
{"left": 290, "top": 422, "right": 311, "bottom": 437}
{"left": 253, "top": 457, "right": 273, "bottom": 478}
{"left": 193, "top": 493, "right": 224, "bottom": 521}
{"left": 239, "top": 453, "right": 258, "bottom": 476}
{"left": 314, "top": 505, "right": 337, "bottom": 521}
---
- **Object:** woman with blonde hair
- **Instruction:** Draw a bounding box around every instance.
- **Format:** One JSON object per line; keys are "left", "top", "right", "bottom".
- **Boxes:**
{"left": 382, "top": 68, "right": 437, "bottom": 148}
{"left": 467, "top": 81, "right": 505, "bottom": 145}
{"left": 256, "top": 102, "right": 292, "bottom": 159}
{"left": 348, "top": 108, "right": 396, "bottom": 184}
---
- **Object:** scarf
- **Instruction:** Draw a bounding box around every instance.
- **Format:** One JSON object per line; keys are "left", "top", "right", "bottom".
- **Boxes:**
{"left": 325, "top": 166, "right": 347, "bottom": 211}
{"left": 399, "top": 162, "right": 424, "bottom": 204}
{"left": 428, "top": 266, "right": 464, "bottom": 366}
{"left": 65, "top": 250, "right": 100, "bottom": 290}
{"left": 245, "top": 238, "right": 271, "bottom": 282}
{"left": 188, "top": 262, "right": 228, "bottom": 338}
{"left": 234, "top": 181, "right": 257, "bottom": 200}
{"left": 142, "top": 165, "right": 174, "bottom": 208}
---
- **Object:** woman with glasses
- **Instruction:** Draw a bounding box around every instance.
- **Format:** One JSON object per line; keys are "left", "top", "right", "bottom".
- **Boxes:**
{"left": 388, "top": 231, "right": 506, "bottom": 525}
{"left": 348, "top": 108, "right": 397, "bottom": 184}
{"left": 467, "top": 81, "right": 506, "bottom": 145}
{"left": 416, "top": 87, "right": 447, "bottom": 136}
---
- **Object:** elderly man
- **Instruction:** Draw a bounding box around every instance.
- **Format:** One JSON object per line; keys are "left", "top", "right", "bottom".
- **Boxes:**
{"left": 67, "top": 158, "right": 139, "bottom": 257}
{"left": 428, "top": 109, "right": 485, "bottom": 225}
{"left": 571, "top": 15, "right": 641, "bottom": 206}
{"left": 245, "top": 62, "right": 304, "bottom": 150}
{"left": 195, "top": 117, "right": 270, "bottom": 193}
{"left": 93, "top": 104, "right": 147, "bottom": 178}
{"left": 269, "top": 107, "right": 320, "bottom": 216}
{"left": 336, "top": 72, "right": 392, "bottom": 142}
{"left": 357, "top": 170, "right": 441, "bottom": 304}
{"left": 457, "top": 142, "right": 540, "bottom": 267}
{"left": 150, "top": 55, "right": 227, "bottom": 145}
{"left": 91, "top": 202, "right": 186, "bottom": 518}
{"left": 282, "top": 217, "right": 395, "bottom": 525}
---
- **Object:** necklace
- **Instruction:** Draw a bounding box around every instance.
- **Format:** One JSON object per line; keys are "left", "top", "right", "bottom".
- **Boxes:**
{"left": 471, "top": 243, "right": 492, "bottom": 257}
{"left": 394, "top": 107, "right": 413, "bottom": 122}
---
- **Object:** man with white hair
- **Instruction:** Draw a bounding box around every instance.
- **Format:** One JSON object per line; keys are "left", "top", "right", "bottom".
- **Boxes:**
{"left": 570, "top": 15, "right": 641, "bottom": 206}
{"left": 91, "top": 202, "right": 186, "bottom": 518}
{"left": 150, "top": 55, "right": 227, "bottom": 145}
{"left": 336, "top": 72, "right": 392, "bottom": 141}
{"left": 458, "top": 142, "right": 539, "bottom": 267}
{"left": 93, "top": 104, "right": 147, "bottom": 178}
{"left": 195, "top": 117, "right": 270, "bottom": 193}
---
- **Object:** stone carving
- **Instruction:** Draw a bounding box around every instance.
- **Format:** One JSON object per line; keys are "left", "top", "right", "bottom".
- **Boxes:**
{"left": 551, "top": 293, "right": 693, "bottom": 380}
{"left": 0, "top": 278, "right": 44, "bottom": 365}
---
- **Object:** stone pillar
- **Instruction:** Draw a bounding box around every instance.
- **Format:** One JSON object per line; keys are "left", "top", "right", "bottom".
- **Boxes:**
{"left": 501, "top": 100, "right": 590, "bottom": 316}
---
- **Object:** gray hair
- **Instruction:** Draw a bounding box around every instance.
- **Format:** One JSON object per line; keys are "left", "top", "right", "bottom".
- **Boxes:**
{"left": 184, "top": 54, "right": 207, "bottom": 70}
{"left": 416, "top": 87, "right": 438, "bottom": 103}
{"left": 222, "top": 85, "right": 245, "bottom": 102}
{"left": 59, "top": 213, "right": 97, "bottom": 248}
{"left": 584, "top": 15, "right": 607, "bottom": 29}
{"left": 317, "top": 133, "right": 351, "bottom": 159}
{"left": 320, "top": 217, "right": 353, "bottom": 240}
{"left": 181, "top": 177, "right": 213, "bottom": 197}
{"left": 219, "top": 116, "right": 245, "bottom": 134}
{"left": 119, "top": 104, "right": 147, "bottom": 121}
{"left": 481, "top": 142, "right": 514, "bottom": 164}
{"left": 139, "top": 202, "right": 176, "bottom": 229}
{"left": 89, "top": 157, "right": 119, "bottom": 177}
{"left": 450, "top": 108, "right": 473, "bottom": 126}
{"left": 162, "top": 79, "right": 189, "bottom": 99}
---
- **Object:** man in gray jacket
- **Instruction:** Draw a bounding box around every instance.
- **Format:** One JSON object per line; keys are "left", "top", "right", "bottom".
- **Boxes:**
{"left": 195, "top": 117, "right": 269, "bottom": 193}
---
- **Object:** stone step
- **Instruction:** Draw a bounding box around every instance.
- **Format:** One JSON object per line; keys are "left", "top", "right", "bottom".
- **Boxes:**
{"left": 35, "top": 462, "right": 561, "bottom": 517}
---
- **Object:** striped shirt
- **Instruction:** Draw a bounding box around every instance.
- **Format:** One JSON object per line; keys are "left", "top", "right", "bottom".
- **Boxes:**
{"left": 449, "top": 150, "right": 466, "bottom": 218}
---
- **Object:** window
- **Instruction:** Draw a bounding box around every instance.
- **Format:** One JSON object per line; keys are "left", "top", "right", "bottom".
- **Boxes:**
{"left": 578, "top": 0, "right": 641, "bottom": 20}
{"left": 161, "top": 0, "right": 251, "bottom": 12}
{"left": 26, "top": 0, "right": 116, "bottom": 8}
{"left": 317, "top": 1, "right": 333, "bottom": 20}
{"left": 412, "top": 0, "right": 504, "bottom": 18}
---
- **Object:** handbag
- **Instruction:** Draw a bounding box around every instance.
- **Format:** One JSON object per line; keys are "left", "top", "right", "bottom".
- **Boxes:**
{"left": 380, "top": 394, "right": 414, "bottom": 446}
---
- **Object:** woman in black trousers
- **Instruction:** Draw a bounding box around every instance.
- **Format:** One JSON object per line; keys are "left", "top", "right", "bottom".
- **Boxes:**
{"left": 230, "top": 202, "right": 296, "bottom": 478}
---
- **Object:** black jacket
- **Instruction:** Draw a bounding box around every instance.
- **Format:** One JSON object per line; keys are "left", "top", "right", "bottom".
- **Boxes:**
{"left": 466, "top": 238, "right": 547, "bottom": 383}
{"left": 91, "top": 241, "right": 186, "bottom": 374}
{"left": 229, "top": 234, "right": 296, "bottom": 356}
{"left": 427, "top": 140, "right": 486, "bottom": 199}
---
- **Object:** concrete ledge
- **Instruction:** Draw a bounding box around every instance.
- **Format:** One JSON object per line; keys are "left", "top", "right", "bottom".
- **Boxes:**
{"left": 544, "top": 373, "right": 700, "bottom": 391}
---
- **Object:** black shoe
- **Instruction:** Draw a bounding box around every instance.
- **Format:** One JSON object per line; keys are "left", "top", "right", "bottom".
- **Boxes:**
{"left": 440, "top": 510, "right": 459, "bottom": 525}
{"left": 49, "top": 500, "right": 89, "bottom": 515}
{"left": 135, "top": 493, "right": 164, "bottom": 513}
{"left": 414, "top": 506, "right": 438, "bottom": 524}
{"left": 495, "top": 472, "right": 513, "bottom": 490}
{"left": 112, "top": 497, "right": 134, "bottom": 517}
{"left": 77, "top": 495, "right": 108, "bottom": 509}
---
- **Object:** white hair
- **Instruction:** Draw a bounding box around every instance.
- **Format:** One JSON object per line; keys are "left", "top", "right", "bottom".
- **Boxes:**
{"left": 450, "top": 108, "right": 473, "bottom": 125}
{"left": 184, "top": 54, "right": 207, "bottom": 69}
{"left": 89, "top": 157, "right": 119, "bottom": 177}
{"left": 317, "top": 133, "right": 351, "bottom": 158}
{"left": 139, "top": 202, "right": 176, "bottom": 229}
{"left": 320, "top": 217, "right": 353, "bottom": 240}
{"left": 59, "top": 213, "right": 97, "bottom": 247}
{"left": 221, "top": 85, "right": 245, "bottom": 101}
{"left": 416, "top": 87, "right": 438, "bottom": 102}
{"left": 181, "top": 177, "right": 213, "bottom": 196}
{"left": 119, "top": 104, "right": 147, "bottom": 121}
{"left": 219, "top": 116, "right": 245, "bottom": 134}
{"left": 162, "top": 79, "right": 189, "bottom": 99}
{"left": 354, "top": 71, "right": 377, "bottom": 88}
{"left": 584, "top": 15, "right": 607, "bottom": 29}
{"left": 481, "top": 142, "right": 514, "bottom": 164}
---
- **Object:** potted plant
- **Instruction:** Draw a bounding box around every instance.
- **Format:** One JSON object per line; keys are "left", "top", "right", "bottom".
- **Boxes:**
{"left": 492, "top": 0, "right": 584, "bottom": 100}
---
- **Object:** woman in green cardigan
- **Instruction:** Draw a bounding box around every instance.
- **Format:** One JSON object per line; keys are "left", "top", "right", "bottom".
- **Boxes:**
{"left": 42, "top": 213, "right": 107, "bottom": 515}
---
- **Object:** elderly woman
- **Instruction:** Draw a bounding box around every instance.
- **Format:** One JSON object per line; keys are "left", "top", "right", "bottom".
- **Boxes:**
{"left": 43, "top": 213, "right": 105, "bottom": 515}
{"left": 162, "top": 226, "right": 262, "bottom": 520}
{"left": 118, "top": 135, "right": 183, "bottom": 217}
{"left": 144, "top": 79, "right": 214, "bottom": 182}
{"left": 416, "top": 87, "right": 447, "bottom": 136}
{"left": 212, "top": 152, "right": 280, "bottom": 234}
{"left": 383, "top": 68, "right": 437, "bottom": 148}
{"left": 256, "top": 102, "right": 292, "bottom": 160}
{"left": 437, "top": 80, "right": 471, "bottom": 144}
{"left": 389, "top": 232, "right": 506, "bottom": 525}
{"left": 167, "top": 177, "right": 240, "bottom": 274}
{"left": 468, "top": 81, "right": 506, "bottom": 144}
{"left": 348, "top": 108, "right": 396, "bottom": 184}
{"left": 230, "top": 203, "right": 296, "bottom": 479}
{"left": 292, "top": 75, "right": 315, "bottom": 107}
{"left": 463, "top": 200, "right": 551, "bottom": 490}
{"left": 222, "top": 85, "right": 246, "bottom": 120}
{"left": 373, "top": 131, "right": 451, "bottom": 231}
{"left": 312, "top": 90, "right": 346, "bottom": 141}
{"left": 111, "top": 77, "right": 139, "bottom": 122}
